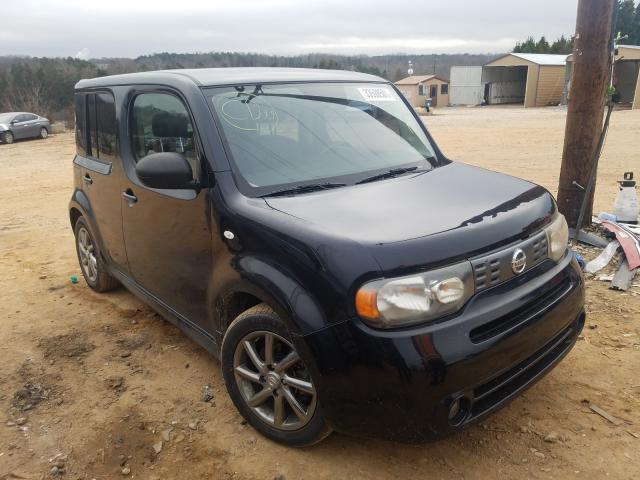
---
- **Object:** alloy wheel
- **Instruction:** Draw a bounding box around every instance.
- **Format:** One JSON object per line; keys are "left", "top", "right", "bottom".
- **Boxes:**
{"left": 3, "top": 131, "right": 14, "bottom": 144}
{"left": 233, "top": 331, "right": 317, "bottom": 431}
{"left": 40, "top": 128, "right": 48, "bottom": 139}
{"left": 77, "top": 226, "right": 98, "bottom": 283}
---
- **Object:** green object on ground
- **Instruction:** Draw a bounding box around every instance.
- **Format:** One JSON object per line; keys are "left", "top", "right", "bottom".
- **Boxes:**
{"left": 70, "top": 275, "right": 78, "bottom": 284}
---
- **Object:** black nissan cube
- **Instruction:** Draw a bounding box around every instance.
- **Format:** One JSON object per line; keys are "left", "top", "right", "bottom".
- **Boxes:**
{"left": 69, "top": 68, "right": 585, "bottom": 446}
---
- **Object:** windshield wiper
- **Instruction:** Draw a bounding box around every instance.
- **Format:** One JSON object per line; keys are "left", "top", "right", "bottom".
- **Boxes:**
{"left": 260, "top": 182, "right": 347, "bottom": 197}
{"left": 356, "top": 166, "right": 427, "bottom": 185}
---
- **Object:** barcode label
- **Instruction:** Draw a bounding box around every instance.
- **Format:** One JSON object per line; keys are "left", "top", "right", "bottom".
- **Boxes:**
{"left": 357, "top": 87, "right": 396, "bottom": 102}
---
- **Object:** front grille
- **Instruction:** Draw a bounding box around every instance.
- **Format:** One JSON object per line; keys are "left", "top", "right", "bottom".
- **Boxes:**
{"left": 469, "top": 277, "right": 573, "bottom": 343}
{"left": 470, "top": 322, "right": 577, "bottom": 418}
{"left": 472, "top": 231, "right": 548, "bottom": 292}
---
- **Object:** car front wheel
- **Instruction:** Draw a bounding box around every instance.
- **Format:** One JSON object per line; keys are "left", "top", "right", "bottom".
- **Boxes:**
{"left": 1, "top": 131, "right": 14, "bottom": 144}
{"left": 221, "top": 303, "right": 331, "bottom": 446}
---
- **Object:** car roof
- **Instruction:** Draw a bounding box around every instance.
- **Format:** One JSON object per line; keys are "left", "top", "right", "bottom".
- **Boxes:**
{"left": 75, "top": 67, "right": 387, "bottom": 89}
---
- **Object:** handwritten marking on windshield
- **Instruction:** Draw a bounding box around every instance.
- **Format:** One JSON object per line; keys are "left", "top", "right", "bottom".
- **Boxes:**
{"left": 218, "top": 94, "right": 279, "bottom": 131}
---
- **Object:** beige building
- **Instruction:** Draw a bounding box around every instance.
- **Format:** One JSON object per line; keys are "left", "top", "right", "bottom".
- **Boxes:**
{"left": 394, "top": 75, "right": 450, "bottom": 108}
{"left": 564, "top": 45, "right": 640, "bottom": 109}
{"left": 482, "top": 53, "right": 567, "bottom": 107}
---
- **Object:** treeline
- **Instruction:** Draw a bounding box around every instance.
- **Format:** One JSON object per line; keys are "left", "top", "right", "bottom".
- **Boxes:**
{"left": 513, "top": 35, "right": 574, "bottom": 55}
{"left": 513, "top": 0, "right": 640, "bottom": 54}
{"left": 615, "top": 0, "right": 640, "bottom": 44}
{"left": 0, "top": 57, "right": 105, "bottom": 123}
{"left": 131, "top": 51, "right": 494, "bottom": 83}
{"left": 0, "top": 52, "right": 494, "bottom": 123}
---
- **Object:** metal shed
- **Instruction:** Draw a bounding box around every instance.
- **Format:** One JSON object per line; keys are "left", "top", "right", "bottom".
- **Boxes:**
{"left": 394, "top": 75, "right": 450, "bottom": 108}
{"left": 483, "top": 53, "right": 567, "bottom": 107}
{"left": 449, "top": 66, "right": 483, "bottom": 105}
{"left": 564, "top": 45, "right": 640, "bottom": 109}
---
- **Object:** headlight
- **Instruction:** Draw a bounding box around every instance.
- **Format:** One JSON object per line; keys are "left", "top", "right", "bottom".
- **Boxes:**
{"left": 0, "top": 124, "right": 7, "bottom": 131}
{"left": 545, "top": 213, "right": 569, "bottom": 262}
{"left": 355, "top": 261, "right": 473, "bottom": 329}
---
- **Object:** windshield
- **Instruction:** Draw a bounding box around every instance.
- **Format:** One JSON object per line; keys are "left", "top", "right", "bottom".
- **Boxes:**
{"left": 0, "top": 113, "right": 15, "bottom": 123}
{"left": 206, "top": 82, "right": 438, "bottom": 196}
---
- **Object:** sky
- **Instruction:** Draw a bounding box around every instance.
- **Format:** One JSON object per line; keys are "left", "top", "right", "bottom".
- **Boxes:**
{"left": 1, "top": 0, "right": 580, "bottom": 59}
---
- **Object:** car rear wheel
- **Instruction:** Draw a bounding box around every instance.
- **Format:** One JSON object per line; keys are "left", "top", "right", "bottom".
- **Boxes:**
{"left": 1, "top": 131, "right": 14, "bottom": 144}
{"left": 40, "top": 127, "right": 48, "bottom": 139}
{"left": 74, "top": 217, "right": 119, "bottom": 292}
{"left": 221, "top": 303, "right": 331, "bottom": 446}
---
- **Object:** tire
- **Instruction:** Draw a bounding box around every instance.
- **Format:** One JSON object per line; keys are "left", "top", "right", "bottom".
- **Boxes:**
{"left": 40, "top": 127, "right": 48, "bottom": 139}
{"left": 73, "top": 216, "right": 119, "bottom": 292}
{"left": 221, "top": 303, "right": 331, "bottom": 446}
{"left": 2, "top": 131, "right": 14, "bottom": 144}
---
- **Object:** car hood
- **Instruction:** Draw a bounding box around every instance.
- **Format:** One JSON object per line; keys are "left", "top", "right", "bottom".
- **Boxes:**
{"left": 264, "top": 162, "right": 556, "bottom": 272}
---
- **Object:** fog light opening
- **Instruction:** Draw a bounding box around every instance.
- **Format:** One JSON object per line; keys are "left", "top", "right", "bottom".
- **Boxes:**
{"left": 448, "top": 396, "right": 470, "bottom": 426}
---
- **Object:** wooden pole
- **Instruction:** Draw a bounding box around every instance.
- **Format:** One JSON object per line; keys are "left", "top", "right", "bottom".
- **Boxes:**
{"left": 557, "top": 0, "right": 614, "bottom": 228}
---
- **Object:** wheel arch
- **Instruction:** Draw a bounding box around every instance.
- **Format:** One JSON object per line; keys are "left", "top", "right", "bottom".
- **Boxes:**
{"left": 69, "top": 206, "right": 83, "bottom": 229}
{"left": 215, "top": 258, "right": 329, "bottom": 338}
{"left": 68, "top": 189, "right": 109, "bottom": 262}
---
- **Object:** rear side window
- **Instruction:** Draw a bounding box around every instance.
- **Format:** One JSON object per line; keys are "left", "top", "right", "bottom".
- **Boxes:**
{"left": 75, "top": 91, "right": 117, "bottom": 160}
{"left": 96, "top": 93, "right": 117, "bottom": 161}
{"left": 131, "top": 93, "right": 198, "bottom": 179}
{"left": 75, "top": 95, "right": 87, "bottom": 156}
{"left": 88, "top": 95, "right": 98, "bottom": 155}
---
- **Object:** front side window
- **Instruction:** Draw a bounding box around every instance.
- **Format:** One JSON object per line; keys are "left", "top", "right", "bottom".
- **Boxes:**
{"left": 207, "top": 82, "right": 437, "bottom": 196}
{"left": 130, "top": 93, "right": 198, "bottom": 179}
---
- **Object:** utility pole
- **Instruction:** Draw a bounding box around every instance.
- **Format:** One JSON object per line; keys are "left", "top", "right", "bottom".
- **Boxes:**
{"left": 557, "top": 0, "right": 615, "bottom": 228}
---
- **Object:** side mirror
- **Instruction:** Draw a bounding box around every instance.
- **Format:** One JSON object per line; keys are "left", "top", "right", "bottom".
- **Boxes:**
{"left": 10, "top": 119, "right": 18, "bottom": 125}
{"left": 135, "top": 152, "right": 195, "bottom": 189}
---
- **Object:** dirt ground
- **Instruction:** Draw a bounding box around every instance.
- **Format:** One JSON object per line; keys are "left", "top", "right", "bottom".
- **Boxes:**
{"left": 1, "top": 106, "right": 639, "bottom": 480}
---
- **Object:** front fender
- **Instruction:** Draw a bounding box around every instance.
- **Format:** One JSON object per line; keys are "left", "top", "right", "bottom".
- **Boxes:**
{"left": 214, "top": 254, "right": 328, "bottom": 337}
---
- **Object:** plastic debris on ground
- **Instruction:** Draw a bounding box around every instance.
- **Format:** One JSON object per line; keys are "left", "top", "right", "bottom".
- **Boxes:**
{"left": 573, "top": 214, "right": 639, "bottom": 293}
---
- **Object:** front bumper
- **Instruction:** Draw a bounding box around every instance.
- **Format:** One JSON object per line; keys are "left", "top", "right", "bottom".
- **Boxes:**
{"left": 302, "top": 251, "right": 585, "bottom": 442}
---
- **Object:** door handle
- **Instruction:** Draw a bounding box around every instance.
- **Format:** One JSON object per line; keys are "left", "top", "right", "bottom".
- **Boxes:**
{"left": 82, "top": 174, "right": 93, "bottom": 185}
{"left": 122, "top": 190, "right": 138, "bottom": 205}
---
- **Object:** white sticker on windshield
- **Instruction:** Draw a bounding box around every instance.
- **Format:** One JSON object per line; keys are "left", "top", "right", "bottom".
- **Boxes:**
{"left": 357, "top": 87, "right": 396, "bottom": 102}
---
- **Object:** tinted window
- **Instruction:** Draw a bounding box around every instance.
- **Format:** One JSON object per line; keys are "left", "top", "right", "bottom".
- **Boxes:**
{"left": 75, "top": 95, "right": 87, "bottom": 156}
{"left": 131, "top": 93, "right": 198, "bottom": 178}
{"left": 77, "top": 92, "right": 117, "bottom": 160}
{"left": 16, "top": 114, "right": 29, "bottom": 122}
{"left": 88, "top": 95, "right": 98, "bottom": 156}
{"left": 96, "top": 93, "right": 117, "bottom": 161}
{"left": 24, "top": 114, "right": 38, "bottom": 121}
